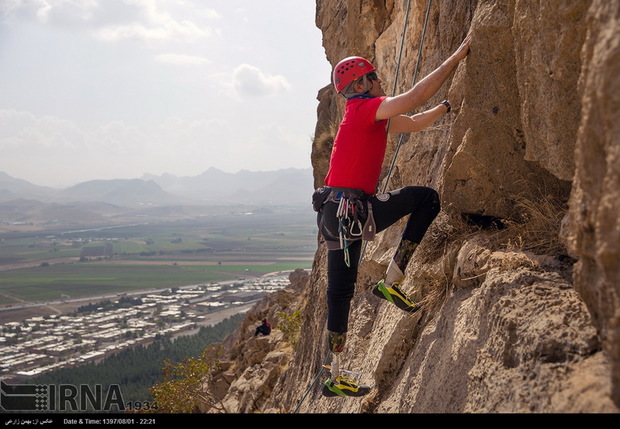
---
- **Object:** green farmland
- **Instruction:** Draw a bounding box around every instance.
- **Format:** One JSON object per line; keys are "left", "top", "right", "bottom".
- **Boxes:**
{"left": 0, "top": 209, "right": 318, "bottom": 306}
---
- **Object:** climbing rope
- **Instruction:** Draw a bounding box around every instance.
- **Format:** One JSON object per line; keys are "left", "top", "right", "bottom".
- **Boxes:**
{"left": 359, "top": 0, "right": 433, "bottom": 265}
{"left": 292, "top": 348, "right": 331, "bottom": 413}
{"left": 382, "top": 0, "right": 433, "bottom": 194}
{"left": 389, "top": 0, "right": 414, "bottom": 98}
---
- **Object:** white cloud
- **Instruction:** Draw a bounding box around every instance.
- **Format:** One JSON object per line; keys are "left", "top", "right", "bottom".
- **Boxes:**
{"left": 231, "top": 64, "right": 291, "bottom": 98}
{"left": 0, "top": 109, "right": 86, "bottom": 151}
{"left": 91, "top": 0, "right": 214, "bottom": 42}
{"left": 1, "top": 0, "right": 214, "bottom": 42}
{"left": 154, "top": 53, "right": 210, "bottom": 66}
{"left": 34, "top": 0, "right": 99, "bottom": 25}
{"left": 94, "top": 18, "right": 209, "bottom": 43}
{"left": 1, "top": 0, "right": 117, "bottom": 27}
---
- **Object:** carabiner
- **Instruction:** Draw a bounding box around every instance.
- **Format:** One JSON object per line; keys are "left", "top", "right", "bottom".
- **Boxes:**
{"left": 349, "top": 220, "right": 363, "bottom": 237}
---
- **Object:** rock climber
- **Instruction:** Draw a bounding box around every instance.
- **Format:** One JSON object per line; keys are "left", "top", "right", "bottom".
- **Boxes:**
{"left": 314, "top": 35, "right": 472, "bottom": 397}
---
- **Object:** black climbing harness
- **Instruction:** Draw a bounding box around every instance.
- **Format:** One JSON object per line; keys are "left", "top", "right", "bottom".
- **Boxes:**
{"left": 313, "top": 187, "right": 376, "bottom": 267}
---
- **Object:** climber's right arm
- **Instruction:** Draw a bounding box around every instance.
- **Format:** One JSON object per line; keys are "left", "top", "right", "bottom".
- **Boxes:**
{"left": 375, "top": 35, "right": 471, "bottom": 121}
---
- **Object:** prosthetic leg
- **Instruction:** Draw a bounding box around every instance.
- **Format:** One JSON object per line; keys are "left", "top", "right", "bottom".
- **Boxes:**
{"left": 322, "top": 331, "right": 370, "bottom": 397}
{"left": 385, "top": 238, "right": 418, "bottom": 285}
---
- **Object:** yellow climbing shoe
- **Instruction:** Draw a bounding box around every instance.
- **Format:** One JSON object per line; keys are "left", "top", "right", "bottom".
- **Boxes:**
{"left": 322, "top": 375, "right": 371, "bottom": 398}
{"left": 372, "top": 279, "right": 420, "bottom": 313}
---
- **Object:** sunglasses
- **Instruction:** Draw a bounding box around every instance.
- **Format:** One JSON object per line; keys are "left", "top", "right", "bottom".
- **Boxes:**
{"left": 366, "top": 71, "right": 379, "bottom": 81}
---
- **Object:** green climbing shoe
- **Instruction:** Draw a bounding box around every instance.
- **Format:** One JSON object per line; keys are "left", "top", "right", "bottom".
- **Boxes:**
{"left": 372, "top": 279, "right": 420, "bottom": 313}
{"left": 322, "top": 375, "right": 371, "bottom": 398}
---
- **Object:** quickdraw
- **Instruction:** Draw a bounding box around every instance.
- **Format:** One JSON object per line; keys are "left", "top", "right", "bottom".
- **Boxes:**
{"left": 335, "top": 191, "right": 365, "bottom": 267}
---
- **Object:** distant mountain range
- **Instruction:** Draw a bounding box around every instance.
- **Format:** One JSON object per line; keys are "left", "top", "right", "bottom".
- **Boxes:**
{"left": 0, "top": 168, "right": 316, "bottom": 227}
{"left": 141, "top": 167, "right": 315, "bottom": 206}
{"left": 0, "top": 168, "right": 314, "bottom": 206}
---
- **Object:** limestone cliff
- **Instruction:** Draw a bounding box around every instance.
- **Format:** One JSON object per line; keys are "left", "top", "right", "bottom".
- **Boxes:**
{"left": 201, "top": 0, "right": 620, "bottom": 413}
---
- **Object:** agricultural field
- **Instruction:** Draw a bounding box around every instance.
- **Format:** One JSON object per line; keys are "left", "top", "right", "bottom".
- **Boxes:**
{"left": 0, "top": 208, "right": 318, "bottom": 307}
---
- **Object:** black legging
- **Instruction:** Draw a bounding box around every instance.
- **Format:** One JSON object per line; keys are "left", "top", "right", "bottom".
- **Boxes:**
{"left": 318, "top": 186, "right": 440, "bottom": 333}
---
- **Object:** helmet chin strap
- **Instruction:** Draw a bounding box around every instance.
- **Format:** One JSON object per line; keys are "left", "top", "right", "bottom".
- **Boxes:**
{"left": 361, "top": 74, "right": 374, "bottom": 94}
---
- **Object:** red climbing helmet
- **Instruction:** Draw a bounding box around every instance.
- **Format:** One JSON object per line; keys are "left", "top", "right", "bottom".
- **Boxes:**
{"left": 332, "top": 56, "right": 376, "bottom": 93}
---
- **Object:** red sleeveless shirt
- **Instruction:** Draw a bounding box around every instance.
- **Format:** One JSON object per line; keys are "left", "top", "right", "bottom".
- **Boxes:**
{"left": 324, "top": 96, "right": 388, "bottom": 195}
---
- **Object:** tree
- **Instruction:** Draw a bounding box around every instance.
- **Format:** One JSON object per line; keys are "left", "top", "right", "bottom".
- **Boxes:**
{"left": 149, "top": 344, "right": 227, "bottom": 413}
{"left": 277, "top": 310, "right": 303, "bottom": 348}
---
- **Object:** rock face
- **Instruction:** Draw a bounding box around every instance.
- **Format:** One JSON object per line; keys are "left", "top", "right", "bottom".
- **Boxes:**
{"left": 205, "top": 0, "right": 619, "bottom": 413}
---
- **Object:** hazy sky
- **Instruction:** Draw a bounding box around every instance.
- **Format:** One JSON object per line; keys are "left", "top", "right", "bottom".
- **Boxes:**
{"left": 0, "top": 0, "right": 331, "bottom": 188}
